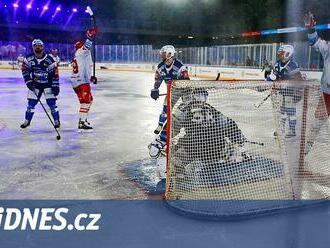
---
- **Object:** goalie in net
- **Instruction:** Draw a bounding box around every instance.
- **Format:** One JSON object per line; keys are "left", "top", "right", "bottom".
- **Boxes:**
{"left": 171, "top": 88, "right": 252, "bottom": 166}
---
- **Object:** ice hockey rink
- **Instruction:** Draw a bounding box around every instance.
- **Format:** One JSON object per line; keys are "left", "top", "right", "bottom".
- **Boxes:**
{"left": 0, "top": 68, "right": 330, "bottom": 200}
{"left": 0, "top": 69, "right": 165, "bottom": 199}
{"left": 0, "top": 69, "right": 329, "bottom": 248}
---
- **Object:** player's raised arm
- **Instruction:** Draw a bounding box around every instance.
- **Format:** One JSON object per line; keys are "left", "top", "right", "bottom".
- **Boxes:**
{"left": 305, "top": 12, "right": 330, "bottom": 57}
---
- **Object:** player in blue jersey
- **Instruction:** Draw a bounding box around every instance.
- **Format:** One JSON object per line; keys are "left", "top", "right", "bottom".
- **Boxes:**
{"left": 150, "top": 45, "right": 190, "bottom": 140}
{"left": 266, "top": 45, "right": 303, "bottom": 138}
{"left": 149, "top": 45, "right": 189, "bottom": 179}
{"left": 20, "top": 39, "right": 60, "bottom": 129}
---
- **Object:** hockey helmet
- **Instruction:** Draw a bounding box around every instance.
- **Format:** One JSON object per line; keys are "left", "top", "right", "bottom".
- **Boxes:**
{"left": 160, "top": 45, "right": 176, "bottom": 60}
{"left": 51, "top": 48, "right": 58, "bottom": 56}
{"left": 74, "top": 41, "right": 84, "bottom": 50}
{"left": 32, "top": 39, "right": 44, "bottom": 47}
{"left": 277, "top": 45, "right": 294, "bottom": 63}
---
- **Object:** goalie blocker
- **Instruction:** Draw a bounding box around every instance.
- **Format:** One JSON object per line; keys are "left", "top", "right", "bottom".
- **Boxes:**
{"left": 164, "top": 79, "right": 330, "bottom": 219}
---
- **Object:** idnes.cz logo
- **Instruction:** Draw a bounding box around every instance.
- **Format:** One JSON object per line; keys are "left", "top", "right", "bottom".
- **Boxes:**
{"left": 0, "top": 207, "right": 101, "bottom": 231}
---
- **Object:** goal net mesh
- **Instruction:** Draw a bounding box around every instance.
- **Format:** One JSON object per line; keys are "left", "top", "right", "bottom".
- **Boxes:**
{"left": 165, "top": 79, "right": 330, "bottom": 218}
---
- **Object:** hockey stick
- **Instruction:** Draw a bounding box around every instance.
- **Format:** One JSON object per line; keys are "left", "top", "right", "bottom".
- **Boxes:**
{"left": 254, "top": 92, "right": 271, "bottom": 108}
{"left": 159, "top": 93, "right": 167, "bottom": 96}
{"left": 246, "top": 140, "right": 264, "bottom": 146}
{"left": 86, "top": 6, "right": 97, "bottom": 83}
{"left": 216, "top": 73, "right": 220, "bottom": 81}
{"left": 33, "top": 89, "right": 61, "bottom": 140}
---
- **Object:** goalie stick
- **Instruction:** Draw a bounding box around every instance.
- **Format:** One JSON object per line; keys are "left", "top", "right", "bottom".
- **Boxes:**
{"left": 86, "top": 6, "right": 97, "bottom": 83}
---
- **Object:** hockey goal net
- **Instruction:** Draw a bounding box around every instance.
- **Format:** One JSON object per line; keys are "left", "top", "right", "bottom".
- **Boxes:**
{"left": 165, "top": 79, "right": 330, "bottom": 219}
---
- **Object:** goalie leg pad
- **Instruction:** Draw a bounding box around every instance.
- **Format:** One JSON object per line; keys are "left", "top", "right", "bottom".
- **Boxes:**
{"left": 148, "top": 138, "right": 166, "bottom": 159}
{"left": 156, "top": 155, "right": 167, "bottom": 179}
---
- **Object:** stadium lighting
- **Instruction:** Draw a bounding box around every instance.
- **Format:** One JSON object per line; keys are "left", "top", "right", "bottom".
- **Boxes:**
{"left": 26, "top": 4, "right": 32, "bottom": 9}
{"left": 4, "top": 4, "right": 7, "bottom": 8}
{"left": 43, "top": 5, "right": 48, "bottom": 10}
{"left": 187, "top": 36, "right": 194, "bottom": 39}
{"left": 13, "top": 3, "right": 19, "bottom": 8}
{"left": 72, "top": 8, "right": 77, "bottom": 12}
{"left": 56, "top": 7, "right": 61, "bottom": 11}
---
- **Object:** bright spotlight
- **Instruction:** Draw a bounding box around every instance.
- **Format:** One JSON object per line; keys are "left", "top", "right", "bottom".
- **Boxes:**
{"left": 56, "top": 7, "right": 61, "bottom": 11}
{"left": 43, "top": 6, "right": 49, "bottom": 10}
{"left": 13, "top": 3, "right": 19, "bottom": 8}
{"left": 26, "top": 4, "right": 32, "bottom": 9}
{"left": 72, "top": 8, "right": 77, "bottom": 13}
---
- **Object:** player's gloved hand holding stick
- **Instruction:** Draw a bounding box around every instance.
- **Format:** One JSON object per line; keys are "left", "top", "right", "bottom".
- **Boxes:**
{"left": 304, "top": 11, "right": 319, "bottom": 47}
{"left": 86, "top": 6, "right": 98, "bottom": 85}
{"left": 26, "top": 80, "right": 35, "bottom": 91}
{"left": 304, "top": 11, "right": 316, "bottom": 32}
{"left": 151, "top": 88, "right": 160, "bottom": 100}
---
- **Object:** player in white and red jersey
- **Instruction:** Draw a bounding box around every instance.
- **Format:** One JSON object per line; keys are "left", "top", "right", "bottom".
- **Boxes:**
{"left": 70, "top": 27, "right": 97, "bottom": 132}
{"left": 305, "top": 12, "right": 330, "bottom": 117}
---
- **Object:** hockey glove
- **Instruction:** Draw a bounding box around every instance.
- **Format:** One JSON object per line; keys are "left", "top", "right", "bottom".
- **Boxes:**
{"left": 304, "top": 12, "right": 316, "bottom": 32}
{"left": 90, "top": 76, "right": 98, "bottom": 84}
{"left": 26, "top": 80, "right": 35, "bottom": 91}
{"left": 150, "top": 88, "right": 159, "bottom": 100}
{"left": 86, "top": 28, "right": 98, "bottom": 40}
{"left": 266, "top": 70, "right": 277, "bottom": 81}
{"left": 52, "top": 84, "right": 60, "bottom": 96}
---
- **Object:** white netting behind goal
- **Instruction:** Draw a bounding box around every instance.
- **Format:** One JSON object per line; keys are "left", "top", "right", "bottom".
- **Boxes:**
{"left": 165, "top": 79, "right": 330, "bottom": 219}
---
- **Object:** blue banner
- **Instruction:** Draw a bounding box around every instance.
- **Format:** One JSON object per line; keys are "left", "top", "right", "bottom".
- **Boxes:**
{"left": 0, "top": 200, "right": 329, "bottom": 248}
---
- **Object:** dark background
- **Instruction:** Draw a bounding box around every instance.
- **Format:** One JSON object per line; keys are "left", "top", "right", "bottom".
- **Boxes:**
{"left": 0, "top": 0, "right": 329, "bottom": 46}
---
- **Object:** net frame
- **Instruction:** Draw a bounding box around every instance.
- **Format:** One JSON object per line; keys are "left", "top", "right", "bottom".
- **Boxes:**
{"left": 164, "top": 79, "right": 330, "bottom": 219}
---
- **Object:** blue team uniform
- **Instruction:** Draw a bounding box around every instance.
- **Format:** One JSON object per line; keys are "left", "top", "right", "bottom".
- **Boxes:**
{"left": 154, "top": 58, "right": 189, "bottom": 142}
{"left": 273, "top": 59, "right": 302, "bottom": 137}
{"left": 22, "top": 53, "right": 60, "bottom": 125}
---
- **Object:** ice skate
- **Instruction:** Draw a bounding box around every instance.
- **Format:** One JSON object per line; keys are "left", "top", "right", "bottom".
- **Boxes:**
{"left": 154, "top": 124, "right": 163, "bottom": 135}
{"left": 78, "top": 119, "right": 93, "bottom": 133}
{"left": 20, "top": 120, "right": 31, "bottom": 129}
{"left": 54, "top": 120, "right": 60, "bottom": 129}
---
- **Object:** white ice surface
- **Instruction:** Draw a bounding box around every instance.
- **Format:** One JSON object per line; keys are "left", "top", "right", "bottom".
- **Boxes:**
{"left": 0, "top": 69, "right": 166, "bottom": 199}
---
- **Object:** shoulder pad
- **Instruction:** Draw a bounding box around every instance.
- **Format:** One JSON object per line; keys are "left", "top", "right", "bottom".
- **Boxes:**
{"left": 26, "top": 54, "right": 35, "bottom": 61}
{"left": 173, "top": 59, "right": 184, "bottom": 67}
{"left": 288, "top": 60, "right": 299, "bottom": 69}
{"left": 157, "top": 61, "right": 165, "bottom": 68}
{"left": 45, "top": 54, "right": 56, "bottom": 63}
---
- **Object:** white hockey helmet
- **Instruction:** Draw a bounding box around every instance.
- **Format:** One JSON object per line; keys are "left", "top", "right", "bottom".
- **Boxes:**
{"left": 277, "top": 45, "right": 294, "bottom": 63}
{"left": 32, "top": 39, "right": 44, "bottom": 47}
{"left": 160, "top": 45, "right": 176, "bottom": 60}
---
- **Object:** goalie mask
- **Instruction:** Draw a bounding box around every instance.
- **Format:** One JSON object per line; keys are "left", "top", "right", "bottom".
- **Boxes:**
{"left": 160, "top": 45, "right": 176, "bottom": 61}
{"left": 182, "top": 88, "right": 208, "bottom": 103}
{"left": 277, "top": 45, "right": 294, "bottom": 63}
